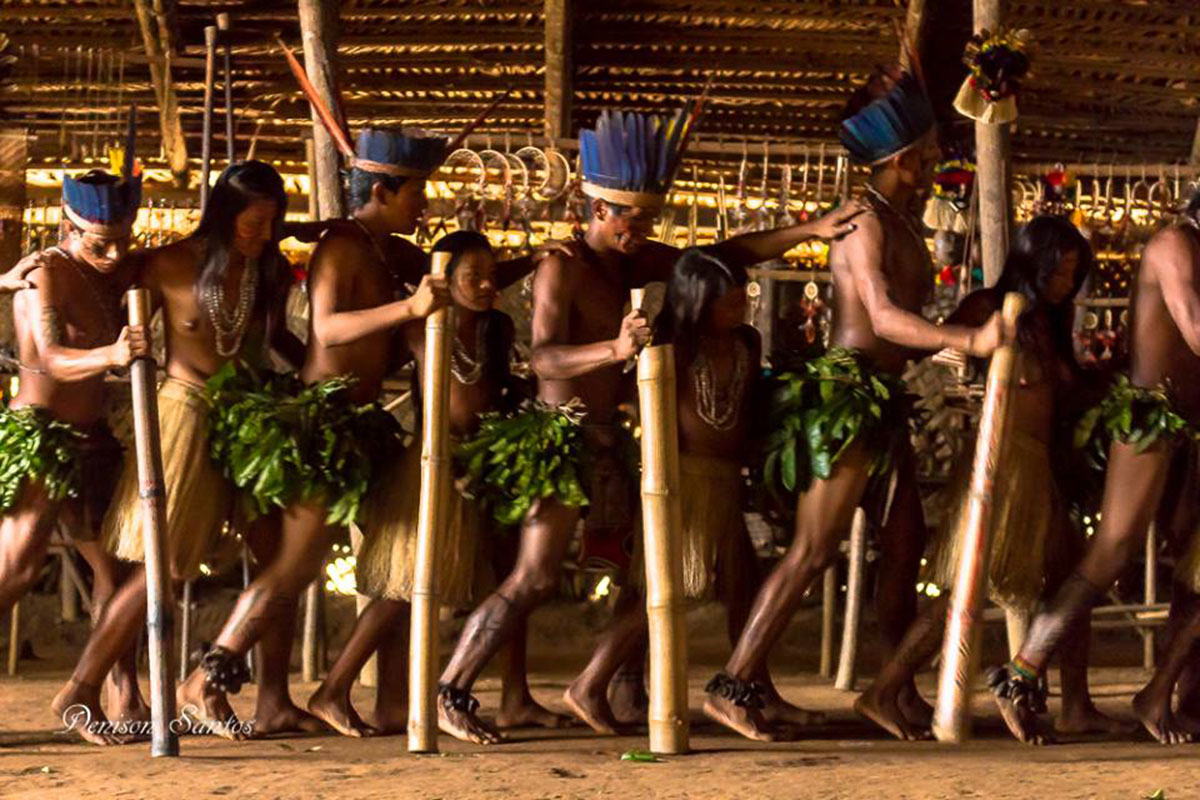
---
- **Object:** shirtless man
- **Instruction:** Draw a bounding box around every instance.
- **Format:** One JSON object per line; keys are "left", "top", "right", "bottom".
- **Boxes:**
{"left": 990, "top": 191, "right": 1200, "bottom": 745}
{"left": 0, "top": 170, "right": 148, "bottom": 742}
{"left": 52, "top": 160, "right": 310, "bottom": 742}
{"left": 435, "top": 107, "right": 866, "bottom": 744}
{"left": 704, "top": 73, "right": 1008, "bottom": 742}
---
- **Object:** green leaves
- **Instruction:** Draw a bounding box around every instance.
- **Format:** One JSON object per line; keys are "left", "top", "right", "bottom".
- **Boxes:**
{"left": 0, "top": 407, "right": 84, "bottom": 512}
{"left": 456, "top": 398, "right": 590, "bottom": 526}
{"left": 205, "top": 361, "right": 402, "bottom": 527}
{"left": 1073, "top": 374, "right": 1196, "bottom": 474}
{"left": 759, "top": 348, "right": 911, "bottom": 506}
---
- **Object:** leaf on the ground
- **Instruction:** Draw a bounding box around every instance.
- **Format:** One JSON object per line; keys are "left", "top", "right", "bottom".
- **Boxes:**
{"left": 1145, "top": 791, "right": 1166, "bottom": 800}
{"left": 306, "top": 745, "right": 323, "bottom": 753}
{"left": 620, "top": 750, "right": 661, "bottom": 763}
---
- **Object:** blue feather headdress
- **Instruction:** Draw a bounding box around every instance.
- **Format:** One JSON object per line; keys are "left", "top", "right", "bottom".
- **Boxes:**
{"left": 840, "top": 74, "right": 935, "bottom": 166}
{"left": 352, "top": 128, "right": 447, "bottom": 180}
{"left": 62, "top": 106, "right": 141, "bottom": 236}
{"left": 579, "top": 106, "right": 698, "bottom": 209}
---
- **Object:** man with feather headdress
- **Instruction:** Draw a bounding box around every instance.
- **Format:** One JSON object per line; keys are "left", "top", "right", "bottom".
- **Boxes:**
{"left": 436, "top": 105, "right": 865, "bottom": 744}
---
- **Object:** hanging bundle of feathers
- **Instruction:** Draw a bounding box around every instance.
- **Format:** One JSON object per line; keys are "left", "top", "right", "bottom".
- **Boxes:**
{"left": 954, "top": 28, "right": 1033, "bottom": 124}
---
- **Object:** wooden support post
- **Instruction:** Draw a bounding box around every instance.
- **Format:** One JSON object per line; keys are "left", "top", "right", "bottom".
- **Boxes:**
{"left": 131, "top": 0, "right": 188, "bottom": 183}
{"left": 933, "top": 293, "right": 1026, "bottom": 744}
{"left": 302, "top": 579, "right": 322, "bottom": 682}
{"left": 834, "top": 509, "right": 867, "bottom": 691}
{"left": 637, "top": 342, "right": 690, "bottom": 755}
{"left": 898, "top": 0, "right": 929, "bottom": 72}
{"left": 819, "top": 566, "right": 836, "bottom": 678}
{"left": 1144, "top": 523, "right": 1157, "bottom": 670}
{"left": 543, "top": 0, "right": 573, "bottom": 141}
{"left": 60, "top": 552, "right": 80, "bottom": 623}
{"left": 126, "top": 287, "right": 179, "bottom": 757}
{"left": 407, "top": 251, "right": 454, "bottom": 754}
{"left": 7, "top": 601, "right": 18, "bottom": 676}
{"left": 178, "top": 580, "right": 192, "bottom": 681}
{"left": 298, "top": 0, "right": 345, "bottom": 220}
{"left": 216, "top": 13, "right": 235, "bottom": 162}
{"left": 973, "top": 0, "right": 1011, "bottom": 287}
{"left": 200, "top": 25, "right": 218, "bottom": 210}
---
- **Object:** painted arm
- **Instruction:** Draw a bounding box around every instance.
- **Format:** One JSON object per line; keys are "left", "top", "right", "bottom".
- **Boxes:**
{"left": 1154, "top": 228, "right": 1200, "bottom": 355}
{"left": 529, "top": 256, "right": 649, "bottom": 380}
{"left": 706, "top": 200, "right": 868, "bottom": 268}
{"left": 308, "top": 239, "right": 449, "bottom": 348}
{"left": 24, "top": 268, "right": 146, "bottom": 382}
{"left": 845, "top": 214, "right": 1003, "bottom": 357}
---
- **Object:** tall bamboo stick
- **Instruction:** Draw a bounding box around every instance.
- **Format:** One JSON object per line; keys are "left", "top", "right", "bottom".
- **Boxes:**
{"left": 216, "top": 13, "right": 234, "bottom": 162}
{"left": 199, "top": 25, "right": 217, "bottom": 210}
{"left": 408, "top": 251, "right": 454, "bottom": 753}
{"left": 126, "top": 287, "right": 179, "bottom": 757}
{"left": 7, "top": 601, "right": 18, "bottom": 676}
{"left": 819, "top": 566, "right": 836, "bottom": 678}
{"left": 834, "top": 508, "right": 867, "bottom": 691}
{"left": 637, "top": 342, "right": 689, "bottom": 755}
{"left": 933, "top": 292, "right": 1026, "bottom": 743}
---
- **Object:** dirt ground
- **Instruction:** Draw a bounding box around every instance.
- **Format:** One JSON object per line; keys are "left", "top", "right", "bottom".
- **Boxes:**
{"left": 0, "top": 595, "right": 1197, "bottom": 799}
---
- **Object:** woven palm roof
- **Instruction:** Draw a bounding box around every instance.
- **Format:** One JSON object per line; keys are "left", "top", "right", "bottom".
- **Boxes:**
{"left": 0, "top": 0, "right": 1196, "bottom": 171}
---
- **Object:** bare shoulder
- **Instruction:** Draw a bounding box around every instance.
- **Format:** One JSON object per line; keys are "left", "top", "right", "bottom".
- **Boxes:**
{"left": 830, "top": 209, "right": 884, "bottom": 264}
{"left": 17, "top": 248, "right": 69, "bottom": 290}
{"left": 1142, "top": 223, "right": 1200, "bottom": 284}
{"left": 533, "top": 250, "right": 582, "bottom": 291}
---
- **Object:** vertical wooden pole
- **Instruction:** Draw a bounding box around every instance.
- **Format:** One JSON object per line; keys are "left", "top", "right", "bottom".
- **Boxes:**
{"left": 973, "top": 0, "right": 1011, "bottom": 287}
{"left": 178, "top": 580, "right": 192, "bottom": 681}
{"left": 819, "top": 566, "right": 836, "bottom": 678}
{"left": 933, "top": 294, "right": 1025, "bottom": 743}
{"left": 131, "top": 0, "right": 188, "bottom": 183}
{"left": 408, "top": 251, "right": 454, "bottom": 754}
{"left": 637, "top": 343, "right": 690, "bottom": 755}
{"left": 200, "top": 25, "right": 217, "bottom": 210}
{"left": 298, "top": 0, "right": 345, "bottom": 220}
{"left": 60, "top": 552, "right": 80, "bottom": 623}
{"left": 7, "top": 601, "right": 18, "bottom": 676}
{"left": 543, "top": 0, "right": 573, "bottom": 142}
{"left": 302, "top": 580, "right": 322, "bottom": 682}
{"left": 834, "top": 508, "right": 867, "bottom": 691}
{"left": 216, "top": 13, "right": 235, "bottom": 163}
{"left": 1144, "top": 523, "right": 1157, "bottom": 669}
{"left": 126, "top": 287, "right": 179, "bottom": 757}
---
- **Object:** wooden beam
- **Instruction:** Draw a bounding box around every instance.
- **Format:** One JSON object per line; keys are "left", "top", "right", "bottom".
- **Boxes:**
{"left": 132, "top": 0, "right": 189, "bottom": 183}
{"left": 543, "top": 0, "right": 573, "bottom": 140}
{"left": 974, "top": 0, "right": 1011, "bottom": 288}
{"left": 298, "top": 0, "right": 346, "bottom": 220}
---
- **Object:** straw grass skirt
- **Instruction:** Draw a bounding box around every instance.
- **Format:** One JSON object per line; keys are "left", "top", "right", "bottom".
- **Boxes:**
{"left": 926, "top": 430, "right": 1071, "bottom": 613}
{"left": 103, "top": 377, "right": 235, "bottom": 581}
{"left": 355, "top": 435, "right": 484, "bottom": 609}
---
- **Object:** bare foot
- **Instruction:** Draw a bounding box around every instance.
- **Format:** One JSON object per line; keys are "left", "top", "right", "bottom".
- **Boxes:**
{"left": 1055, "top": 703, "right": 1137, "bottom": 736}
{"left": 496, "top": 695, "right": 573, "bottom": 730}
{"left": 988, "top": 667, "right": 1052, "bottom": 746}
{"left": 562, "top": 684, "right": 623, "bottom": 736}
{"left": 177, "top": 669, "right": 248, "bottom": 742}
{"left": 702, "top": 694, "right": 777, "bottom": 743}
{"left": 898, "top": 684, "right": 934, "bottom": 729}
{"left": 252, "top": 700, "right": 328, "bottom": 737}
{"left": 364, "top": 706, "right": 407, "bottom": 737}
{"left": 437, "top": 688, "right": 502, "bottom": 745}
{"left": 1132, "top": 686, "right": 1193, "bottom": 745}
{"left": 52, "top": 680, "right": 131, "bottom": 746}
{"left": 307, "top": 685, "right": 375, "bottom": 738}
{"left": 854, "top": 688, "right": 932, "bottom": 742}
{"left": 761, "top": 691, "right": 826, "bottom": 728}
{"left": 609, "top": 671, "right": 648, "bottom": 726}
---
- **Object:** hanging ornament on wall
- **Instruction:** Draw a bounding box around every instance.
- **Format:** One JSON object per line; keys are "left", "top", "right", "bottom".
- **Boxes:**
{"left": 953, "top": 28, "right": 1032, "bottom": 124}
{"left": 923, "top": 158, "right": 975, "bottom": 234}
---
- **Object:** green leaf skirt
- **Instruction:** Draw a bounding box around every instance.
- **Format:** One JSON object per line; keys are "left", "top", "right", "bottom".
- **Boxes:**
{"left": 1073, "top": 374, "right": 1197, "bottom": 471}
{"left": 205, "top": 361, "right": 403, "bottom": 527}
{"left": 0, "top": 406, "right": 86, "bottom": 513}
{"left": 761, "top": 347, "right": 912, "bottom": 502}
{"left": 456, "top": 398, "right": 590, "bottom": 527}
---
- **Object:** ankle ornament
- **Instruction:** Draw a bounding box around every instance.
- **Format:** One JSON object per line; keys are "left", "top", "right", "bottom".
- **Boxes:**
{"left": 705, "top": 673, "right": 766, "bottom": 709}
{"left": 987, "top": 663, "right": 1047, "bottom": 715}
{"left": 197, "top": 643, "right": 252, "bottom": 695}
{"left": 438, "top": 684, "right": 481, "bottom": 715}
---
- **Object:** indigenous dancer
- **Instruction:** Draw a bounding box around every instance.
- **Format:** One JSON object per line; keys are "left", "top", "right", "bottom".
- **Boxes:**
{"left": 175, "top": 130, "right": 448, "bottom": 738}
{"left": 704, "top": 72, "right": 1009, "bottom": 742}
{"left": 53, "top": 161, "right": 304, "bottom": 741}
{"left": 436, "top": 106, "right": 866, "bottom": 745}
{"left": 0, "top": 167, "right": 148, "bottom": 741}
{"left": 990, "top": 192, "right": 1200, "bottom": 745}
{"left": 856, "top": 215, "right": 1128, "bottom": 739}
{"left": 563, "top": 248, "right": 823, "bottom": 734}
{"left": 308, "top": 230, "right": 567, "bottom": 736}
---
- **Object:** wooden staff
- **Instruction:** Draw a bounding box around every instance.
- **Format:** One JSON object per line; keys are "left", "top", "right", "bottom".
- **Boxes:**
{"left": 636, "top": 340, "right": 689, "bottom": 755}
{"left": 216, "top": 13, "right": 235, "bottom": 162}
{"left": 126, "top": 287, "right": 179, "bottom": 757}
{"left": 933, "top": 292, "right": 1026, "bottom": 743}
{"left": 834, "top": 509, "right": 868, "bottom": 691}
{"left": 200, "top": 24, "right": 217, "bottom": 210}
{"left": 408, "top": 251, "right": 454, "bottom": 753}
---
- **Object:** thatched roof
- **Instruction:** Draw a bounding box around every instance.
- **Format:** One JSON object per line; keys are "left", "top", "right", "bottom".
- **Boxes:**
{"left": 0, "top": 0, "right": 1197, "bottom": 171}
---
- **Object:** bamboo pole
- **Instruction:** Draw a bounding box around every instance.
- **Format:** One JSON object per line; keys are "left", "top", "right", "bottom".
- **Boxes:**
{"left": 216, "top": 13, "right": 235, "bottom": 162}
{"left": 933, "top": 292, "right": 1026, "bottom": 743}
{"left": 407, "top": 250, "right": 454, "bottom": 753}
{"left": 973, "top": 0, "right": 1012, "bottom": 286}
{"left": 200, "top": 25, "right": 217, "bottom": 210}
{"left": 7, "top": 601, "right": 18, "bottom": 676}
{"left": 298, "top": 0, "right": 346, "bottom": 220}
{"left": 302, "top": 579, "right": 322, "bottom": 682}
{"left": 178, "top": 580, "right": 192, "bottom": 681}
{"left": 1144, "top": 523, "right": 1157, "bottom": 669}
{"left": 126, "top": 287, "right": 179, "bottom": 757}
{"left": 834, "top": 508, "right": 867, "bottom": 691}
{"left": 60, "top": 552, "right": 80, "bottom": 623}
{"left": 819, "top": 566, "right": 836, "bottom": 678}
{"left": 637, "top": 342, "right": 689, "bottom": 755}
